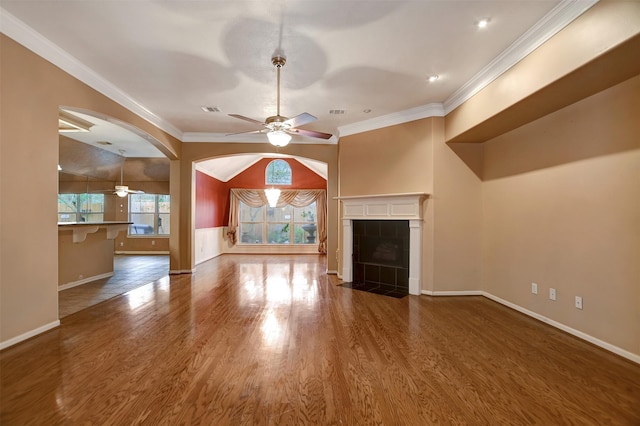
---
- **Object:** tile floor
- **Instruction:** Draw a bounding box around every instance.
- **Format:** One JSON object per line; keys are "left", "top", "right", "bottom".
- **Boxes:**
{"left": 59, "top": 254, "right": 169, "bottom": 318}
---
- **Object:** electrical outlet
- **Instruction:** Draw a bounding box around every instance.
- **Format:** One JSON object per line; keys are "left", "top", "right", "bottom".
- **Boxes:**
{"left": 575, "top": 296, "right": 583, "bottom": 310}
{"left": 151, "top": 240, "right": 155, "bottom": 246}
{"left": 120, "top": 242, "right": 124, "bottom": 247}
{"left": 549, "top": 288, "right": 556, "bottom": 301}
{"left": 531, "top": 283, "right": 538, "bottom": 295}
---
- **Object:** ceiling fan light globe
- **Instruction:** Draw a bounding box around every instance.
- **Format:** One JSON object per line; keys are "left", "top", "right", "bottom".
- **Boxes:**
{"left": 115, "top": 185, "right": 129, "bottom": 198}
{"left": 267, "top": 130, "right": 291, "bottom": 147}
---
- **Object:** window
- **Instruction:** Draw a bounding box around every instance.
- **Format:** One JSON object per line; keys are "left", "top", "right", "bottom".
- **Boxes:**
{"left": 58, "top": 193, "right": 104, "bottom": 223}
{"left": 239, "top": 201, "right": 317, "bottom": 245}
{"left": 129, "top": 194, "right": 170, "bottom": 236}
{"left": 265, "top": 159, "right": 292, "bottom": 185}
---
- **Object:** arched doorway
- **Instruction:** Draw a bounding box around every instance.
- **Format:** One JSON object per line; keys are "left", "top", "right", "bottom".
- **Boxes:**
{"left": 57, "top": 108, "right": 172, "bottom": 316}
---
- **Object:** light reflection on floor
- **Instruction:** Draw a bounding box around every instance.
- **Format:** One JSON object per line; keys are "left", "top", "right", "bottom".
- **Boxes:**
{"left": 126, "top": 277, "right": 170, "bottom": 310}
{"left": 239, "top": 260, "right": 320, "bottom": 351}
{"left": 239, "top": 262, "right": 319, "bottom": 307}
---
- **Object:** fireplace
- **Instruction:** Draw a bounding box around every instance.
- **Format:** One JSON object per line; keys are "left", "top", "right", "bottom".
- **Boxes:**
{"left": 337, "top": 193, "right": 428, "bottom": 296}
{"left": 351, "top": 220, "right": 409, "bottom": 296}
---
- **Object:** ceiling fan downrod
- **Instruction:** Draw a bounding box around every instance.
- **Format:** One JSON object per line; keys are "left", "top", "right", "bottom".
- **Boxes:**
{"left": 272, "top": 56, "right": 286, "bottom": 118}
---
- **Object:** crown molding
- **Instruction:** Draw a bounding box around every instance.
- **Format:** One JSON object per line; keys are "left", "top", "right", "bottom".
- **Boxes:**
{"left": 338, "top": 103, "right": 445, "bottom": 137}
{"left": 182, "top": 132, "right": 339, "bottom": 145}
{"left": 443, "top": 0, "right": 599, "bottom": 114}
{"left": 0, "top": 8, "right": 183, "bottom": 141}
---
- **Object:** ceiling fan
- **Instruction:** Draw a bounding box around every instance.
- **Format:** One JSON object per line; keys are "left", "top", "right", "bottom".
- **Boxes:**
{"left": 228, "top": 55, "right": 333, "bottom": 147}
{"left": 109, "top": 150, "right": 145, "bottom": 197}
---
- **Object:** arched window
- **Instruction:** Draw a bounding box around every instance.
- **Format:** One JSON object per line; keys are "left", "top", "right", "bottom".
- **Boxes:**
{"left": 265, "top": 159, "right": 292, "bottom": 185}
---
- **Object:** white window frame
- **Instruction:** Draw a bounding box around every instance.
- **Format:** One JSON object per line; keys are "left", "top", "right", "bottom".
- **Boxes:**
{"left": 238, "top": 201, "right": 317, "bottom": 245}
{"left": 128, "top": 194, "right": 170, "bottom": 237}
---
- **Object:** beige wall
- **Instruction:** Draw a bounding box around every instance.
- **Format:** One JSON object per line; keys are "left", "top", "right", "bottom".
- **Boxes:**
{"left": 432, "top": 118, "right": 483, "bottom": 292}
{"left": 481, "top": 74, "right": 640, "bottom": 355}
{"left": 339, "top": 119, "right": 434, "bottom": 195}
{"left": 0, "top": 35, "right": 180, "bottom": 345}
{"left": 58, "top": 229, "right": 115, "bottom": 286}
{"left": 179, "top": 143, "right": 339, "bottom": 273}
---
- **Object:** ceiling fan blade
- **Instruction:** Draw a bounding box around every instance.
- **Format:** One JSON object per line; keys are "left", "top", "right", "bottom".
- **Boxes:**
{"left": 284, "top": 113, "right": 317, "bottom": 128}
{"left": 228, "top": 114, "right": 266, "bottom": 126}
{"left": 225, "top": 129, "right": 265, "bottom": 136}
{"left": 127, "top": 189, "right": 145, "bottom": 194}
{"left": 291, "top": 128, "right": 333, "bottom": 140}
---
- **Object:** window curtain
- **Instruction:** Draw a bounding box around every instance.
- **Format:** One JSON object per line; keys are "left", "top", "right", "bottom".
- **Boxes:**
{"left": 227, "top": 189, "right": 327, "bottom": 254}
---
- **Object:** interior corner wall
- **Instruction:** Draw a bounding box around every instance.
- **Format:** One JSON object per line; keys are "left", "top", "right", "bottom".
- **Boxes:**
{"left": 432, "top": 117, "right": 483, "bottom": 292}
{"left": 481, "top": 74, "right": 640, "bottom": 357}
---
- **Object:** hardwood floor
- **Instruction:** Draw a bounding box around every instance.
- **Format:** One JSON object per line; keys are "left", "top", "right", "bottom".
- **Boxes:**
{"left": 2, "top": 254, "right": 639, "bottom": 424}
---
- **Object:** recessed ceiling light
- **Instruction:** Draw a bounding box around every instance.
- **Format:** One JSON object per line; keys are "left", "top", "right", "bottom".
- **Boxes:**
{"left": 428, "top": 75, "right": 439, "bottom": 83}
{"left": 477, "top": 18, "right": 490, "bottom": 29}
{"left": 363, "top": 109, "right": 372, "bottom": 113}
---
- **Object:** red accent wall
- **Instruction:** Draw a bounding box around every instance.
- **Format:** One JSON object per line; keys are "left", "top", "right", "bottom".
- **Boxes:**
{"left": 227, "top": 158, "right": 326, "bottom": 189}
{"left": 195, "top": 171, "right": 227, "bottom": 229}
{"left": 195, "top": 158, "right": 326, "bottom": 228}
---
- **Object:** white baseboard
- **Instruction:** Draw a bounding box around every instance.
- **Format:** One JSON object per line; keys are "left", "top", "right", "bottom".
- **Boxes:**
{"left": 195, "top": 253, "right": 221, "bottom": 266}
{"left": 326, "top": 270, "right": 338, "bottom": 275}
{"left": 0, "top": 320, "right": 60, "bottom": 350}
{"left": 58, "top": 272, "right": 114, "bottom": 291}
{"left": 169, "top": 269, "right": 196, "bottom": 275}
{"left": 421, "top": 290, "right": 484, "bottom": 296}
{"left": 115, "top": 251, "right": 170, "bottom": 255}
{"left": 482, "top": 292, "right": 640, "bottom": 364}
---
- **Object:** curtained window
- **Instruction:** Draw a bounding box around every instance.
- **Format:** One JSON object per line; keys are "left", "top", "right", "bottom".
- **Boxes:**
{"left": 238, "top": 202, "right": 317, "bottom": 244}
{"left": 227, "top": 189, "right": 327, "bottom": 253}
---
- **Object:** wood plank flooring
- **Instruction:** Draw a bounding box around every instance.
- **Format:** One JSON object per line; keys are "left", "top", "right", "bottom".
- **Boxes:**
{"left": 2, "top": 254, "right": 639, "bottom": 425}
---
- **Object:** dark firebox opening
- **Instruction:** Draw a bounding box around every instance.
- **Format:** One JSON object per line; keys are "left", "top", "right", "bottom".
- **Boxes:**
{"left": 348, "top": 220, "right": 409, "bottom": 297}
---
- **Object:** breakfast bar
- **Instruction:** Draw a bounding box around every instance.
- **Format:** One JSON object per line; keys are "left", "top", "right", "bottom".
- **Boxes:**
{"left": 58, "top": 221, "right": 131, "bottom": 290}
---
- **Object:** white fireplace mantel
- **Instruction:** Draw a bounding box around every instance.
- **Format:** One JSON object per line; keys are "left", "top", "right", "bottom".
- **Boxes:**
{"left": 336, "top": 193, "right": 429, "bottom": 295}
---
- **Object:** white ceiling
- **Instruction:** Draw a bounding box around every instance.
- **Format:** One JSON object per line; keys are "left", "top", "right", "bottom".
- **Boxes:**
{"left": 2, "top": 0, "right": 597, "bottom": 146}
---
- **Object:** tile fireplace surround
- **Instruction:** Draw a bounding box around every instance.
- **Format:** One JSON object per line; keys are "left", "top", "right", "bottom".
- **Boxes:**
{"left": 336, "top": 193, "right": 428, "bottom": 296}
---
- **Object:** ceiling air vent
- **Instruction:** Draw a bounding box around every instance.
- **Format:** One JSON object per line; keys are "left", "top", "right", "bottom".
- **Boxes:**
{"left": 329, "top": 109, "right": 346, "bottom": 115}
{"left": 201, "top": 106, "right": 221, "bottom": 113}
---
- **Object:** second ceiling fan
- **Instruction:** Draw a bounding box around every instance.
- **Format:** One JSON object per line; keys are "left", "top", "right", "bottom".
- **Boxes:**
{"left": 228, "top": 55, "right": 333, "bottom": 147}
